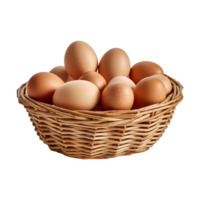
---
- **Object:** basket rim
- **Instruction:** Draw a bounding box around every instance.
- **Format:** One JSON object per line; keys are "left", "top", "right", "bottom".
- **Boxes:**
{"left": 17, "top": 74, "right": 183, "bottom": 119}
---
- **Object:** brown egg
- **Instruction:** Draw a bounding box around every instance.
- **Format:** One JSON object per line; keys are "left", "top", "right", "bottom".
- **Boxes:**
{"left": 130, "top": 61, "right": 164, "bottom": 84}
{"left": 151, "top": 75, "right": 172, "bottom": 95}
{"left": 27, "top": 72, "right": 64, "bottom": 104}
{"left": 101, "top": 81, "right": 134, "bottom": 110}
{"left": 79, "top": 72, "right": 107, "bottom": 93}
{"left": 109, "top": 76, "right": 136, "bottom": 90}
{"left": 64, "top": 41, "right": 98, "bottom": 79}
{"left": 50, "top": 66, "right": 73, "bottom": 82}
{"left": 53, "top": 80, "right": 100, "bottom": 110}
{"left": 99, "top": 48, "right": 130, "bottom": 83}
{"left": 133, "top": 77, "right": 166, "bottom": 109}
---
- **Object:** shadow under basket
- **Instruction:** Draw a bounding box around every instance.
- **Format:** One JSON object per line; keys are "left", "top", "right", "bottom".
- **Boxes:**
{"left": 17, "top": 75, "right": 183, "bottom": 159}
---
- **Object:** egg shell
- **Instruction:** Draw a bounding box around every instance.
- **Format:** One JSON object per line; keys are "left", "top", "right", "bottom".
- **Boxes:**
{"left": 53, "top": 80, "right": 100, "bottom": 110}
{"left": 99, "top": 48, "right": 130, "bottom": 83}
{"left": 151, "top": 74, "right": 172, "bottom": 95}
{"left": 130, "top": 61, "right": 164, "bottom": 84}
{"left": 109, "top": 76, "right": 136, "bottom": 90}
{"left": 133, "top": 76, "right": 166, "bottom": 109}
{"left": 50, "top": 66, "right": 73, "bottom": 82}
{"left": 101, "top": 81, "right": 134, "bottom": 110}
{"left": 79, "top": 72, "right": 107, "bottom": 93}
{"left": 27, "top": 72, "right": 64, "bottom": 104}
{"left": 64, "top": 41, "right": 98, "bottom": 79}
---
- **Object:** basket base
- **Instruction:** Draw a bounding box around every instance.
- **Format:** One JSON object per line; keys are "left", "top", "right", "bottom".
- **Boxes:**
{"left": 48, "top": 145, "right": 150, "bottom": 159}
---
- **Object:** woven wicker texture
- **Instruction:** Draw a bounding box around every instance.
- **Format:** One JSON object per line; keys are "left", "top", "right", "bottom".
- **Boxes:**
{"left": 17, "top": 75, "right": 183, "bottom": 159}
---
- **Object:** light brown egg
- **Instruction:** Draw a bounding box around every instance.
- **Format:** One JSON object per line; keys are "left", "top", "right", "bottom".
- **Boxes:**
{"left": 109, "top": 76, "right": 136, "bottom": 90}
{"left": 130, "top": 61, "right": 164, "bottom": 84}
{"left": 79, "top": 72, "right": 107, "bottom": 93}
{"left": 133, "top": 77, "right": 166, "bottom": 109}
{"left": 27, "top": 72, "right": 64, "bottom": 104}
{"left": 53, "top": 80, "right": 100, "bottom": 110}
{"left": 99, "top": 48, "right": 130, "bottom": 83}
{"left": 151, "top": 74, "right": 172, "bottom": 95}
{"left": 101, "top": 81, "right": 134, "bottom": 110}
{"left": 64, "top": 41, "right": 98, "bottom": 79}
{"left": 50, "top": 66, "right": 73, "bottom": 82}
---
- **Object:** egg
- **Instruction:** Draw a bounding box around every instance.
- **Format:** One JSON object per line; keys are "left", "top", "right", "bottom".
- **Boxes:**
{"left": 151, "top": 74, "right": 172, "bottom": 95}
{"left": 79, "top": 72, "right": 107, "bottom": 93}
{"left": 101, "top": 82, "right": 134, "bottom": 110}
{"left": 109, "top": 76, "right": 136, "bottom": 90}
{"left": 130, "top": 61, "right": 164, "bottom": 84}
{"left": 98, "top": 48, "right": 130, "bottom": 82}
{"left": 50, "top": 66, "right": 73, "bottom": 82}
{"left": 64, "top": 41, "right": 98, "bottom": 79}
{"left": 53, "top": 80, "right": 100, "bottom": 110}
{"left": 133, "top": 76, "right": 166, "bottom": 109}
{"left": 27, "top": 72, "right": 64, "bottom": 104}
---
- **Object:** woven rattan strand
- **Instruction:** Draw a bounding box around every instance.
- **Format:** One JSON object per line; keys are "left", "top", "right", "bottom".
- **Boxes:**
{"left": 17, "top": 75, "right": 183, "bottom": 159}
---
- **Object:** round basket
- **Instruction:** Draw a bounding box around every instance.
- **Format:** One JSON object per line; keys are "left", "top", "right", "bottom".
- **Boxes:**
{"left": 17, "top": 75, "right": 183, "bottom": 159}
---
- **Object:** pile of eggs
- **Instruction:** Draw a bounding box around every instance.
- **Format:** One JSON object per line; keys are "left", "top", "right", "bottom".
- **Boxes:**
{"left": 27, "top": 41, "right": 172, "bottom": 111}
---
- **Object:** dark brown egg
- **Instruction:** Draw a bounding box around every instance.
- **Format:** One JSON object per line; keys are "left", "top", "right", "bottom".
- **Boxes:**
{"left": 27, "top": 72, "right": 64, "bottom": 104}
{"left": 130, "top": 61, "right": 164, "bottom": 84}
{"left": 133, "top": 76, "right": 166, "bottom": 109}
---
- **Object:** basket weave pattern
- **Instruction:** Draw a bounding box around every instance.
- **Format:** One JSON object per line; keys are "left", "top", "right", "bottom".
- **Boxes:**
{"left": 17, "top": 75, "right": 183, "bottom": 159}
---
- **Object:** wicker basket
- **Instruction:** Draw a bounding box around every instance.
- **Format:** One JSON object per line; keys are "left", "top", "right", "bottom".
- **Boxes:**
{"left": 17, "top": 75, "right": 183, "bottom": 159}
